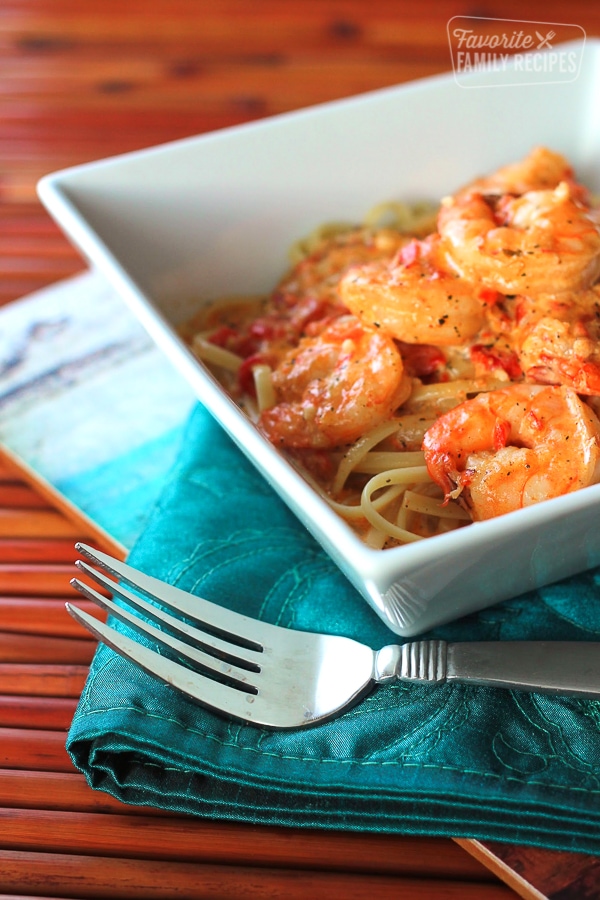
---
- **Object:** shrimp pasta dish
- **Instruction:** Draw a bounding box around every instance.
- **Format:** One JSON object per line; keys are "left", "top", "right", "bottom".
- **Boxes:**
{"left": 183, "top": 147, "right": 600, "bottom": 549}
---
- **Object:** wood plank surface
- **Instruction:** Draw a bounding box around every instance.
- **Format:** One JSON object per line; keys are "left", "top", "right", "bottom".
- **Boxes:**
{"left": 0, "top": 449, "right": 514, "bottom": 897}
{"left": 1, "top": 2, "right": 599, "bottom": 897}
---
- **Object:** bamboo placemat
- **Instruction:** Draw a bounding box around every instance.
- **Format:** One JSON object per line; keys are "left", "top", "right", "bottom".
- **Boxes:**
{"left": 0, "top": 450, "right": 516, "bottom": 899}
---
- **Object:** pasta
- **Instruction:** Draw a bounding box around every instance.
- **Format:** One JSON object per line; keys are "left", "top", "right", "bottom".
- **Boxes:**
{"left": 184, "top": 148, "right": 600, "bottom": 548}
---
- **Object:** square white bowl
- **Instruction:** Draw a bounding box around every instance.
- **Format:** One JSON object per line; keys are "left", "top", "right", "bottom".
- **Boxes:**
{"left": 38, "top": 40, "right": 600, "bottom": 636}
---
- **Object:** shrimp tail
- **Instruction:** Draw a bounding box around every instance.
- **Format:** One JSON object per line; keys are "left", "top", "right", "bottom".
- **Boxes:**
{"left": 420, "top": 449, "right": 463, "bottom": 504}
{"left": 554, "top": 360, "right": 600, "bottom": 395}
{"left": 525, "top": 360, "right": 600, "bottom": 395}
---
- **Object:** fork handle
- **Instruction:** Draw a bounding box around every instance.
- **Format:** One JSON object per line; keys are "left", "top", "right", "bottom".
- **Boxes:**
{"left": 375, "top": 641, "right": 600, "bottom": 698}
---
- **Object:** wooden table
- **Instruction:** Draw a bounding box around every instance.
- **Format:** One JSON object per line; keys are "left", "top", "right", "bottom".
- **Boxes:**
{"left": 1, "top": 3, "right": 600, "bottom": 897}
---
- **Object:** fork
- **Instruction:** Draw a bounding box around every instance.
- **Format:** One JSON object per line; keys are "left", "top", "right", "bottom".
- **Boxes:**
{"left": 67, "top": 542, "right": 600, "bottom": 729}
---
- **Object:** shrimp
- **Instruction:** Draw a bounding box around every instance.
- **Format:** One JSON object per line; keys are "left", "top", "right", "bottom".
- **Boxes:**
{"left": 259, "top": 315, "right": 411, "bottom": 449}
{"left": 197, "top": 227, "right": 412, "bottom": 392}
{"left": 438, "top": 180, "right": 600, "bottom": 296}
{"left": 485, "top": 288, "right": 600, "bottom": 395}
{"left": 463, "top": 146, "right": 577, "bottom": 197}
{"left": 519, "top": 320, "right": 600, "bottom": 396}
{"left": 276, "top": 225, "right": 410, "bottom": 314}
{"left": 422, "top": 383, "right": 600, "bottom": 521}
{"left": 338, "top": 234, "right": 489, "bottom": 346}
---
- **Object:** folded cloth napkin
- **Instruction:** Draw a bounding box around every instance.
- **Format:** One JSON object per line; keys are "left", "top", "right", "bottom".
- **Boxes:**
{"left": 67, "top": 403, "right": 600, "bottom": 853}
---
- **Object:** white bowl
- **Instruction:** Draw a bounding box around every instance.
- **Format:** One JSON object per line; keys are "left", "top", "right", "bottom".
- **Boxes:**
{"left": 38, "top": 40, "right": 600, "bottom": 636}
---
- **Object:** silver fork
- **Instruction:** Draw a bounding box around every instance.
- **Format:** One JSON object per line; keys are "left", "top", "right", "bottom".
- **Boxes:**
{"left": 68, "top": 542, "right": 600, "bottom": 729}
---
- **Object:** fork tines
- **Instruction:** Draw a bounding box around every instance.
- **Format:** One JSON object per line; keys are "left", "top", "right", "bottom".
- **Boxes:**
{"left": 67, "top": 543, "right": 376, "bottom": 729}
{"left": 68, "top": 542, "right": 269, "bottom": 713}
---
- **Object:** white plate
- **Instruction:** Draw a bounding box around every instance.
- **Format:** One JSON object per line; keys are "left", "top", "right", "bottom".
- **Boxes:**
{"left": 38, "top": 40, "right": 600, "bottom": 636}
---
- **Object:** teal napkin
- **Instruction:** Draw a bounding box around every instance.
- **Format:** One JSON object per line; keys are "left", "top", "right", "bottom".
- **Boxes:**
{"left": 67, "top": 403, "right": 600, "bottom": 853}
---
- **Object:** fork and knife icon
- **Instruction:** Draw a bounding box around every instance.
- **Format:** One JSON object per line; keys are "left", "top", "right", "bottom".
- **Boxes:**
{"left": 536, "top": 30, "right": 555, "bottom": 49}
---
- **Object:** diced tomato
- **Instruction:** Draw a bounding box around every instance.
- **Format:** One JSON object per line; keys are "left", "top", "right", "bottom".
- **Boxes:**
{"left": 207, "top": 326, "right": 238, "bottom": 348}
{"left": 208, "top": 325, "right": 262, "bottom": 359}
{"left": 397, "top": 341, "right": 446, "bottom": 378}
{"left": 248, "top": 318, "right": 287, "bottom": 342}
{"left": 478, "top": 288, "right": 501, "bottom": 306}
{"left": 237, "top": 354, "right": 267, "bottom": 396}
{"left": 514, "top": 299, "right": 528, "bottom": 324}
{"left": 470, "top": 344, "right": 522, "bottom": 380}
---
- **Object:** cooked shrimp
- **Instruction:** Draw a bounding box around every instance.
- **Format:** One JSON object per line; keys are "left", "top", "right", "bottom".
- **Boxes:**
{"left": 195, "top": 227, "right": 413, "bottom": 392}
{"left": 486, "top": 287, "right": 600, "bottom": 395}
{"left": 339, "top": 235, "right": 489, "bottom": 346}
{"left": 259, "top": 315, "right": 411, "bottom": 449}
{"left": 519, "top": 318, "right": 600, "bottom": 395}
{"left": 422, "top": 383, "right": 600, "bottom": 520}
{"left": 438, "top": 180, "right": 600, "bottom": 295}
{"left": 276, "top": 225, "right": 409, "bottom": 312}
{"left": 463, "top": 146, "right": 576, "bottom": 197}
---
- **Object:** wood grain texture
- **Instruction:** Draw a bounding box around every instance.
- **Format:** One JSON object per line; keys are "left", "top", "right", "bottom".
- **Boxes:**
{"left": 0, "top": 850, "right": 513, "bottom": 900}
{"left": 0, "top": 461, "right": 514, "bottom": 898}
{"left": 1, "top": 2, "right": 600, "bottom": 896}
